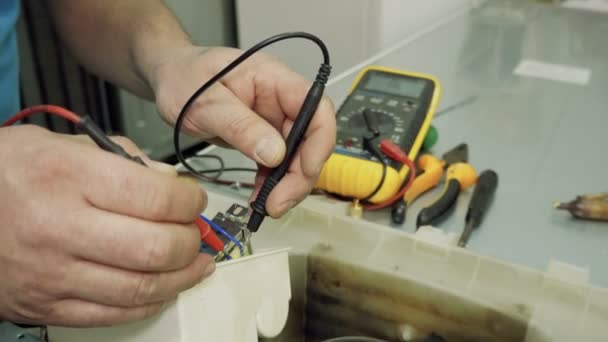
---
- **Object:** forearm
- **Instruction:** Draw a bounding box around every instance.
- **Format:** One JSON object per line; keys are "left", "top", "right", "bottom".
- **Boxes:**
{"left": 47, "top": 0, "right": 193, "bottom": 100}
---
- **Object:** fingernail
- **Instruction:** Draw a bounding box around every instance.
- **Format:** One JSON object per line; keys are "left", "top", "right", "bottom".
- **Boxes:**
{"left": 255, "top": 137, "right": 284, "bottom": 166}
{"left": 203, "top": 262, "right": 216, "bottom": 277}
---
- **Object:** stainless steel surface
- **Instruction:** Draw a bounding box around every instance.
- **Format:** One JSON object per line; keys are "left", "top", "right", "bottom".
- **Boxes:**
{"left": 195, "top": 1, "right": 608, "bottom": 286}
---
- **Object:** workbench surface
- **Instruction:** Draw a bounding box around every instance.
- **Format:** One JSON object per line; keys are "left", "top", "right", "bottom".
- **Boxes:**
{"left": 193, "top": 1, "right": 608, "bottom": 287}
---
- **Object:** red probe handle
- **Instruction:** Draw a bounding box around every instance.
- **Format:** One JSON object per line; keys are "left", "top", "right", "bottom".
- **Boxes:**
{"left": 195, "top": 217, "right": 224, "bottom": 252}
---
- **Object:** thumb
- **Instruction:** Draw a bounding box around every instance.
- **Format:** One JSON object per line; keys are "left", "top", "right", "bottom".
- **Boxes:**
{"left": 185, "top": 86, "right": 286, "bottom": 167}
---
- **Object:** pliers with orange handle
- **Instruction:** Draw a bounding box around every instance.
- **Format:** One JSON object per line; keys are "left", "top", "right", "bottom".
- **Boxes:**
{"left": 391, "top": 143, "right": 468, "bottom": 224}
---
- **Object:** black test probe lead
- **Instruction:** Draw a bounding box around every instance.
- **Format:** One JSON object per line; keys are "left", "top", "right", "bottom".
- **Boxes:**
{"left": 172, "top": 32, "right": 331, "bottom": 233}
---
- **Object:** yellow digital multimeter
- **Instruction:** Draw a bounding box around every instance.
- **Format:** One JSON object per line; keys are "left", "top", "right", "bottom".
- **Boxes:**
{"left": 317, "top": 66, "right": 441, "bottom": 203}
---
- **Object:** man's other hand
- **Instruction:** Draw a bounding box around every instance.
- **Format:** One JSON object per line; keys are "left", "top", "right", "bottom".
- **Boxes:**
{"left": 0, "top": 126, "right": 213, "bottom": 327}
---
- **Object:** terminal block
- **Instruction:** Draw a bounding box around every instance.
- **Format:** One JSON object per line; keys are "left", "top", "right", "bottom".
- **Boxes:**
{"left": 199, "top": 204, "right": 253, "bottom": 261}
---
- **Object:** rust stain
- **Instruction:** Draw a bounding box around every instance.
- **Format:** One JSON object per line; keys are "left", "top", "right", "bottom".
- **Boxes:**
{"left": 306, "top": 253, "right": 529, "bottom": 342}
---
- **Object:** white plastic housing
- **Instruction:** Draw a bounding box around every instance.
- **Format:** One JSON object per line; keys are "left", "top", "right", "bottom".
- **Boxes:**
{"left": 49, "top": 248, "right": 291, "bottom": 342}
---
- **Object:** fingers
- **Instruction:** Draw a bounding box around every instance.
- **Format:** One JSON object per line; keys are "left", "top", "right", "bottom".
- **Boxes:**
{"left": 264, "top": 170, "right": 312, "bottom": 218}
{"left": 76, "top": 144, "right": 206, "bottom": 224}
{"left": 108, "top": 136, "right": 177, "bottom": 176}
{"left": 58, "top": 133, "right": 177, "bottom": 175}
{"left": 243, "top": 65, "right": 336, "bottom": 218}
{"left": 186, "top": 84, "right": 286, "bottom": 167}
{"left": 60, "top": 208, "right": 202, "bottom": 272}
{"left": 297, "top": 97, "right": 336, "bottom": 177}
{"left": 45, "top": 299, "right": 166, "bottom": 327}
{"left": 260, "top": 65, "right": 336, "bottom": 204}
{"left": 64, "top": 254, "right": 214, "bottom": 307}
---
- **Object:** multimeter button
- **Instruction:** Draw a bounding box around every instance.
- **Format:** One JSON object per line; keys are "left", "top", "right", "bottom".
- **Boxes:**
{"left": 387, "top": 99, "right": 398, "bottom": 107}
{"left": 345, "top": 140, "right": 353, "bottom": 147}
{"left": 354, "top": 94, "right": 365, "bottom": 101}
{"left": 403, "top": 106, "right": 413, "bottom": 112}
{"left": 370, "top": 97, "right": 383, "bottom": 104}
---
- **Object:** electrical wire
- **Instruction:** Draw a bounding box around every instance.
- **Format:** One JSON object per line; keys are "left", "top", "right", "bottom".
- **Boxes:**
{"left": 173, "top": 151, "right": 256, "bottom": 187}
{"left": 186, "top": 154, "right": 225, "bottom": 181}
{"left": 364, "top": 159, "right": 415, "bottom": 211}
{"left": 361, "top": 136, "right": 388, "bottom": 202}
{"left": 2, "top": 105, "right": 146, "bottom": 165}
{"left": 197, "top": 167, "right": 258, "bottom": 174}
{"left": 177, "top": 171, "right": 256, "bottom": 189}
{"left": 189, "top": 154, "right": 258, "bottom": 177}
{"left": 361, "top": 159, "right": 387, "bottom": 202}
{"left": 199, "top": 214, "right": 244, "bottom": 256}
{"left": 173, "top": 31, "right": 330, "bottom": 187}
{"left": 199, "top": 242, "right": 231, "bottom": 260}
{"left": 177, "top": 153, "right": 258, "bottom": 187}
{"left": 210, "top": 179, "right": 255, "bottom": 188}
{"left": 363, "top": 140, "right": 417, "bottom": 211}
{"left": 2, "top": 105, "right": 80, "bottom": 127}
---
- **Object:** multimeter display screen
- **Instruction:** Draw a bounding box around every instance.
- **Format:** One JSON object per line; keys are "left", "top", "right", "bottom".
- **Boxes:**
{"left": 364, "top": 73, "right": 426, "bottom": 98}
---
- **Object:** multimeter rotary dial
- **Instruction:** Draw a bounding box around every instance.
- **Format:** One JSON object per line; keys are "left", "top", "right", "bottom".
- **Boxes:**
{"left": 337, "top": 107, "right": 407, "bottom": 148}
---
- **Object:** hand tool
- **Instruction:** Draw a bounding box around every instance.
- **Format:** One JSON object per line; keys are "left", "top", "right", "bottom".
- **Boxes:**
{"left": 391, "top": 143, "right": 468, "bottom": 224}
{"left": 458, "top": 169, "right": 498, "bottom": 247}
{"left": 554, "top": 193, "right": 608, "bottom": 222}
{"left": 317, "top": 65, "right": 441, "bottom": 204}
{"left": 416, "top": 162, "right": 477, "bottom": 229}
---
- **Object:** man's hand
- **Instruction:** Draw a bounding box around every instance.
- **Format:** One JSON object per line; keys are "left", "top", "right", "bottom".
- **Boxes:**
{"left": 0, "top": 125, "right": 213, "bottom": 327}
{"left": 47, "top": 0, "right": 336, "bottom": 218}
{"left": 150, "top": 46, "right": 336, "bottom": 218}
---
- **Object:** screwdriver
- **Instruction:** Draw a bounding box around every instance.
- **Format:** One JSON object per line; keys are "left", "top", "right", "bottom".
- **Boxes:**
{"left": 416, "top": 162, "right": 477, "bottom": 229}
{"left": 458, "top": 169, "right": 498, "bottom": 247}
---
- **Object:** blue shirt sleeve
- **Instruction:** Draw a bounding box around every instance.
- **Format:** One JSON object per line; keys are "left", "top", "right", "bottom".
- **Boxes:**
{"left": 0, "top": 0, "right": 20, "bottom": 123}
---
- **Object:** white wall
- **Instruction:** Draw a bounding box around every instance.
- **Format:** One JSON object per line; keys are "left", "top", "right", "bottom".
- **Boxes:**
{"left": 118, "top": 0, "right": 236, "bottom": 159}
{"left": 236, "top": 0, "right": 473, "bottom": 79}
{"left": 377, "top": 0, "right": 473, "bottom": 48}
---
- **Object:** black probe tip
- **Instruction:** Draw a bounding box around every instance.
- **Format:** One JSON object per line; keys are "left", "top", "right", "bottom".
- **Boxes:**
{"left": 391, "top": 201, "right": 407, "bottom": 225}
{"left": 247, "top": 212, "right": 265, "bottom": 233}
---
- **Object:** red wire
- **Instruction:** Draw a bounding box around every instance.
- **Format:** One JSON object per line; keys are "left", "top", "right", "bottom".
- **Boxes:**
{"left": 363, "top": 152, "right": 417, "bottom": 211}
{"left": 1, "top": 105, "right": 81, "bottom": 127}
